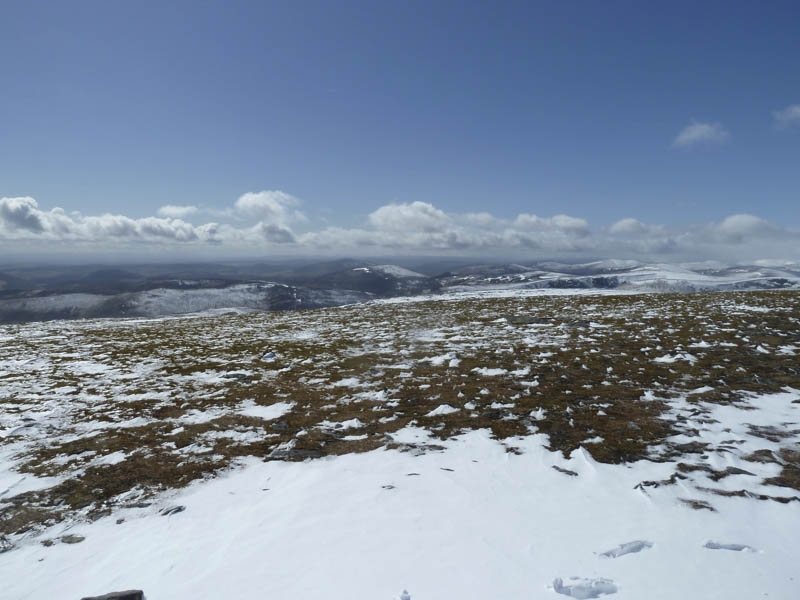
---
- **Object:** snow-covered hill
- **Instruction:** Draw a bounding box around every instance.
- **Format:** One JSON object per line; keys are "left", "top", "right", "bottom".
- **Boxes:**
{"left": 0, "top": 283, "right": 371, "bottom": 323}
{"left": 440, "top": 261, "right": 800, "bottom": 293}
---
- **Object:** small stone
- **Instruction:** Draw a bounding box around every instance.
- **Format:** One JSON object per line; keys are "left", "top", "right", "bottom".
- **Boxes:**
{"left": 270, "top": 419, "right": 289, "bottom": 431}
{"left": 80, "top": 590, "right": 145, "bottom": 600}
{"left": 160, "top": 505, "right": 186, "bottom": 516}
{"left": 61, "top": 534, "right": 85, "bottom": 544}
{"left": 552, "top": 465, "right": 579, "bottom": 477}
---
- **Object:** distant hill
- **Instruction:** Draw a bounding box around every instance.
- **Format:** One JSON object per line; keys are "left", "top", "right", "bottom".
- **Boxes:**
{"left": 0, "top": 271, "right": 32, "bottom": 292}
{"left": 309, "top": 264, "right": 441, "bottom": 296}
{"left": 81, "top": 269, "right": 144, "bottom": 284}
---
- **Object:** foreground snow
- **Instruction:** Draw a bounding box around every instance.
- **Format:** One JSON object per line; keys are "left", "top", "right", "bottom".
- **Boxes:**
{"left": 3, "top": 428, "right": 798, "bottom": 600}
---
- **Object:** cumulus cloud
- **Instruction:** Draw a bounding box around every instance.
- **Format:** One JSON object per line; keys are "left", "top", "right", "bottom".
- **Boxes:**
{"left": 0, "top": 196, "right": 218, "bottom": 244}
{"left": 464, "top": 212, "right": 503, "bottom": 227}
{"left": 710, "top": 214, "right": 777, "bottom": 243}
{"left": 156, "top": 205, "right": 199, "bottom": 219}
{"left": 514, "top": 213, "right": 589, "bottom": 236}
{"left": 672, "top": 121, "right": 730, "bottom": 148}
{"left": 0, "top": 197, "right": 46, "bottom": 232}
{"left": 368, "top": 201, "right": 451, "bottom": 232}
{"left": 2, "top": 193, "right": 798, "bottom": 263}
{"left": 773, "top": 104, "right": 800, "bottom": 130}
{"left": 257, "top": 222, "right": 296, "bottom": 244}
{"left": 234, "top": 190, "right": 305, "bottom": 225}
{"left": 609, "top": 218, "right": 664, "bottom": 235}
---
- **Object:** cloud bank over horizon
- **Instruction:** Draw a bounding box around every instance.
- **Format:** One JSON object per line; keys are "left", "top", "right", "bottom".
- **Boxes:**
{"left": 1, "top": 191, "right": 798, "bottom": 265}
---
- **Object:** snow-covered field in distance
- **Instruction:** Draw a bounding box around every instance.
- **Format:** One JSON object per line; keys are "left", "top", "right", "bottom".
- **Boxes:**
{"left": 1, "top": 288, "right": 799, "bottom": 599}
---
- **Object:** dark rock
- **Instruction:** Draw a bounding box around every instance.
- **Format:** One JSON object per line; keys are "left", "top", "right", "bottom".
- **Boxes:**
{"left": 80, "top": 590, "right": 145, "bottom": 600}
{"left": 679, "top": 498, "right": 716, "bottom": 511}
{"left": 505, "top": 315, "right": 551, "bottom": 325}
{"left": 270, "top": 447, "right": 323, "bottom": 460}
{"left": 160, "top": 505, "right": 186, "bottom": 516}
{"left": 288, "top": 448, "right": 323, "bottom": 460}
{"left": 562, "top": 318, "right": 592, "bottom": 329}
{"left": 222, "top": 372, "right": 252, "bottom": 384}
{"left": 552, "top": 465, "right": 579, "bottom": 477}
{"left": 61, "top": 534, "right": 85, "bottom": 544}
{"left": 713, "top": 466, "right": 756, "bottom": 480}
{"left": 270, "top": 419, "right": 288, "bottom": 431}
{"left": 481, "top": 409, "right": 505, "bottom": 420}
{"left": 0, "top": 535, "right": 13, "bottom": 553}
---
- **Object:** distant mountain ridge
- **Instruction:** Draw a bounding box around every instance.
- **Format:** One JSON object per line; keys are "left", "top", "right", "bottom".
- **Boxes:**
{"left": 440, "top": 261, "right": 800, "bottom": 292}
{"left": 0, "top": 259, "right": 798, "bottom": 323}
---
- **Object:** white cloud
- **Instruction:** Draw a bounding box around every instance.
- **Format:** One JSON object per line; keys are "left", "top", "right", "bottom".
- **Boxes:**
{"left": 256, "top": 222, "right": 296, "bottom": 244}
{"left": 514, "top": 213, "right": 589, "bottom": 236}
{"left": 710, "top": 213, "right": 777, "bottom": 243}
{"left": 609, "top": 218, "right": 664, "bottom": 235}
{"left": 0, "top": 196, "right": 46, "bottom": 232}
{"left": 156, "top": 205, "right": 199, "bottom": 219}
{"left": 2, "top": 194, "right": 798, "bottom": 263}
{"left": 464, "top": 212, "right": 503, "bottom": 228}
{"left": 773, "top": 104, "right": 800, "bottom": 130}
{"left": 368, "top": 201, "right": 450, "bottom": 232}
{"left": 234, "top": 190, "right": 305, "bottom": 225}
{"left": 672, "top": 121, "right": 730, "bottom": 148}
{"left": 0, "top": 197, "right": 219, "bottom": 244}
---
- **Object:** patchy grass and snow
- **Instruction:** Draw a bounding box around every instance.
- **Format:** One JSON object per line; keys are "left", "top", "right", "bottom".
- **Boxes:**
{"left": 1, "top": 289, "right": 799, "bottom": 599}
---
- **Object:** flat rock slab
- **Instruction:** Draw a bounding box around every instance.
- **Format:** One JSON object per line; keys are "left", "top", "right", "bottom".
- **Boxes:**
{"left": 81, "top": 591, "right": 144, "bottom": 600}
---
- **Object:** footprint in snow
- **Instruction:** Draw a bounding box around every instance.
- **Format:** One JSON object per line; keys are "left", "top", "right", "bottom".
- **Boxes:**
{"left": 599, "top": 540, "right": 653, "bottom": 558}
{"left": 552, "top": 577, "right": 617, "bottom": 599}
{"left": 704, "top": 541, "right": 757, "bottom": 552}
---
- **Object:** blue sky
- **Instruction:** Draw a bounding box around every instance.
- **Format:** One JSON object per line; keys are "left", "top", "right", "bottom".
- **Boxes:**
{"left": 1, "top": 0, "right": 799, "bottom": 262}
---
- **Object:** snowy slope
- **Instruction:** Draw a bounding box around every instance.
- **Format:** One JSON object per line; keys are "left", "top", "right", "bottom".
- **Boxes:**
{"left": 3, "top": 427, "right": 799, "bottom": 600}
